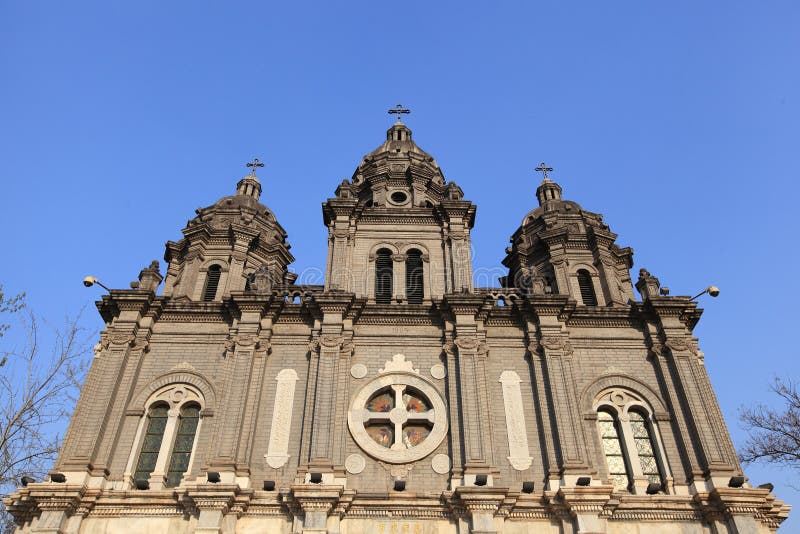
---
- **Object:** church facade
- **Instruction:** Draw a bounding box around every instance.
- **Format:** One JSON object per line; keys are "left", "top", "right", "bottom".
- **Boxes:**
{"left": 5, "top": 116, "right": 790, "bottom": 533}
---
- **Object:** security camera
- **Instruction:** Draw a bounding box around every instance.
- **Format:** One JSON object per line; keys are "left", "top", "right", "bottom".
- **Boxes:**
{"left": 707, "top": 286, "right": 720, "bottom": 297}
{"left": 83, "top": 276, "right": 98, "bottom": 288}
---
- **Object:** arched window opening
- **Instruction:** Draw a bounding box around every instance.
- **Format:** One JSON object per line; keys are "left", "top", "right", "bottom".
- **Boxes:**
{"left": 134, "top": 403, "right": 169, "bottom": 484}
{"left": 597, "top": 410, "right": 631, "bottom": 491}
{"left": 165, "top": 403, "right": 200, "bottom": 487}
{"left": 375, "top": 249, "right": 393, "bottom": 304}
{"left": 629, "top": 411, "right": 663, "bottom": 485}
{"left": 203, "top": 265, "right": 222, "bottom": 302}
{"left": 577, "top": 269, "right": 597, "bottom": 306}
{"left": 406, "top": 249, "right": 424, "bottom": 304}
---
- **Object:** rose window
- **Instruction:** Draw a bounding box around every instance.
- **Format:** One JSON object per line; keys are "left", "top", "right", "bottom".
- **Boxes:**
{"left": 348, "top": 371, "right": 448, "bottom": 464}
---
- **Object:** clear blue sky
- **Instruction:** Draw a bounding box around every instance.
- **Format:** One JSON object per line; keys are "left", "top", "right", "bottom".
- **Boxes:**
{"left": 1, "top": 0, "right": 798, "bottom": 525}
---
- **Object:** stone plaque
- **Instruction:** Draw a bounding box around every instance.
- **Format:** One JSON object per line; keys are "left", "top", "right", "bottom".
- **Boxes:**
{"left": 265, "top": 369, "right": 298, "bottom": 469}
{"left": 345, "top": 453, "right": 366, "bottom": 474}
{"left": 350, "top": 363, "right": 368, "bottom": 379}
{"left": 373, "top": 520, "right": 423, "bottom": 533}
{"left": 431, "top": 453, "right": 450, "bottom": 474}
{"left": 430, "top": 363, "right": 446, "bottom": 379}
{"left": 499, "top": 370, "right": 533, "bottom": 471}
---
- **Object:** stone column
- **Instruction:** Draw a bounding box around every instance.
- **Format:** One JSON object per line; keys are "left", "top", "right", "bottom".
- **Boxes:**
{"left": 58, "top": 291, "right": 155, "bottom": 480}
{"left": 557, "top": 485, "right": 614, "bottom": 534}
{"left": 28, "top": 487, "right": 82, "bottom": 534}
{"left": 531, "top": 296, "right": 591, "bottom": 482}
{"left": 290, "top": 484, "right": 344, "bottom": 534}
{"left": 209, "top": 298, "right": 265, "bottom": 483}
{"left": 392, "top": 253, "right": 406, "bottom": 302}
{"left": 645, "top": 296, "right": 739, "bottom": 487}
{"left": 186, "top": 485, "right": 238, "bottom": 534}
{"left": 455, "top": 487, "right": 507, "bottom": 534}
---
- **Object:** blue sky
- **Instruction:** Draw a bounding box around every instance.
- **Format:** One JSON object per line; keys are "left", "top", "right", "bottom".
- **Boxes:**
{"left": 1, "top": 0, "right": 798, "bottom": 525}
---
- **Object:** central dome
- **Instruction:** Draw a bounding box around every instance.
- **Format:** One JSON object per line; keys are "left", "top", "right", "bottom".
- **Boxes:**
{"left": 331, "top": 121, "right": 466, "bottom": 209}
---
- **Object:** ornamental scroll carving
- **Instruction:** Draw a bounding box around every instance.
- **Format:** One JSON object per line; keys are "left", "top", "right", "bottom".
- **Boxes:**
{"left": 647, "top": 342, "right": 665, "bottom": 359}
{"left": 309, "top": 335, "right": 354, "bottom": 357}
{"left": 665, "top": 337, "right": 698, "bottom": 356}
{"left": 540, "top": 336, "right": 574, "bottom": 356}
{"left": 453, "top": 336, "right": 488, "bottom": 356}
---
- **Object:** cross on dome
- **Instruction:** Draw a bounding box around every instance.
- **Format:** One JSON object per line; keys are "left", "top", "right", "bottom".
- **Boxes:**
{"left": 246, "top": 158, "right": 265, "bottom": 176}
{"left": 388, "top": 104, "right": 410, "bottom": 123}
{"left": 535, "top": 162, "right": 553, "bottom": 181}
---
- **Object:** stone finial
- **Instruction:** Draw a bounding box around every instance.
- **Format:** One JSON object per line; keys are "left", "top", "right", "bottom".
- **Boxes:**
{"left": 635, "top": 268, "right": 661, "bottom": 300}
{"left": 445, "top": 182, "right": 464, "bottom": 201}
{"left": 137, "top": 260, "right": 163, "bottom": 293}
{"left": 335, "top": 179, "right": 354, "bottom": 199}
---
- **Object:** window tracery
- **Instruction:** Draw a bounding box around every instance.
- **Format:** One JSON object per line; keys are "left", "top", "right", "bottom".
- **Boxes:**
{"left": 594, "top": 388, "right": 668, "bottom": 493}
{"left": 348, "top": 355, "right": 447, "bottom": 464}
{"left": 128, "top": 384, "right": 204, "bottom": 489}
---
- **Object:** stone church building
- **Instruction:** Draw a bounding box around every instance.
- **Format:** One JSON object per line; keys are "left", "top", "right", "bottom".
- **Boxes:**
{"left": 5, "top": 115, "right": 790, "bottom": 533}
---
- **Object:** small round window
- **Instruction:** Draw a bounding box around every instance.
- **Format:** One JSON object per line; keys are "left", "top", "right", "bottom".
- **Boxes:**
{"left": 390, "top": 191, "right": 408, "bottom": 204}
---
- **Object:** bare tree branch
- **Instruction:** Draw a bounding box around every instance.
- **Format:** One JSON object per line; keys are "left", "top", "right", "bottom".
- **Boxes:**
{"left": 0, "top": 289, "right": 93, "bottom": 531}
{"left": 739, "top": 377, "right": 800, "bottom": 469}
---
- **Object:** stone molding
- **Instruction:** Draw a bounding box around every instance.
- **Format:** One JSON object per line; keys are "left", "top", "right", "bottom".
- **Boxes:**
{"left": 4, "top": 484, "right": 790, "bottom": 529}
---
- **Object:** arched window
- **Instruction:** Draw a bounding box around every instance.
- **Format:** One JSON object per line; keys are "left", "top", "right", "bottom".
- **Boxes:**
{"left": 597, "top": 410, "right": 631, "bottom": 491}
{"left": 166, "top": 403, "right": 200, "bottom": 487}
{"left": 128, "top": 385, "right": 204, "bottom": 489}
{"left": 594, "top": 388, "right": 668, "bottom": 493}
{"left": 202, "top": 264, "right": 222, "bottom": 302}
{"left": 629, "top": 411, "right": 662, "bottom": 485}
{"left": 375, "top": 249, "right": 393, "bottom": 304}
{"left": 406, "top": 249, "right": 424, "bottom": 304}
{"left": 577, "top": 269, "right": 597, "bottom": 306}
{"left": 134, "top": 403, "right": 169, "bottom": 484}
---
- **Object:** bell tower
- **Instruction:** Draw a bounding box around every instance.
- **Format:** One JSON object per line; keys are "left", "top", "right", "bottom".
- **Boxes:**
{"left": 162, "top": 160, "right": 294, "bottom": 301}
{"left": 322, "top": 108, "right": 476, "bottom": 302}
{"left": 502, "top": 164, "right": 635, "bottom": 305}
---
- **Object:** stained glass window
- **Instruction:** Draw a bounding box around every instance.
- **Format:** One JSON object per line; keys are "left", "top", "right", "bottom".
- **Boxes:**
{"left": 367, "top": 390, "right": 394, "bottom": 412}
{"left": 403, "top": 391, "right": 431, "bottom": 413}
{"left": 598, "top": 411, "right": 630, "bottom": 490}
{"left": 366, "top": 424, "right": 394, "bottom": 448}
{"left": 402, "top": 424, "right": 431, "bottom": 448}
{"left": 134, "top": 403, "right": 168, "bottom": 483}
{"left": 165, "top": 404, "right": 200, "bottom": 487}
{"left": 630, "top": 411, "right": 661, "bottom": 485}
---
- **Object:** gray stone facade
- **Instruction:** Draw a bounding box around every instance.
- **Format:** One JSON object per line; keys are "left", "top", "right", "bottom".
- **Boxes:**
{"left": 4, "top": 120, "right": 790, "bottom": 533}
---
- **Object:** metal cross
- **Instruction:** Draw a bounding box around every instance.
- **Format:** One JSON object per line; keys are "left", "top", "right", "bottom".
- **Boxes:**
{"left": 246, "top": 158, "right": 265, "bottom": 175}
{"left": 388, "top": 104, "right": 410, "bottom": 122}
{"left": 535, "top": 162, "right": 553, "bottom": 180}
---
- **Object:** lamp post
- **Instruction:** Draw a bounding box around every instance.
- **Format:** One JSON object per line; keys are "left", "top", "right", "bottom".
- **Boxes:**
{"left": 82, "top": 276, "right": 110, "bottom": 292}
{"left": 690, "top": 285, "right": 720, "bottom": 301}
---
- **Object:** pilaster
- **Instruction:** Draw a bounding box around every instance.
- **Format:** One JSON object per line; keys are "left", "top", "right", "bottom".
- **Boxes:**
{"left": 58, "top": 290, "right": 157, "bottom": 479}
{"left": 209, "top": 296, "right": 269, "bottom": 482}
{"left": 527, "top": 295, "right": 590, "bottom": 481}
{"left": 290, "top": 484, "right": 344, "bottom": 534}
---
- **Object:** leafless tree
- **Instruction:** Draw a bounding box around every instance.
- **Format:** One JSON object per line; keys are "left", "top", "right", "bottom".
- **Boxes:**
{"left": 739, "top": 378, "right": 800, "bottom": 470}
{"left": 0, "top": 286, "right": 93, "bottom": 531}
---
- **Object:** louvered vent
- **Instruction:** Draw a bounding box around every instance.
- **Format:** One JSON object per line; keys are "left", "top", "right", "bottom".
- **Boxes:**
{"left": 577, "top": 269, "right": 597, "bottom": 306}
{"left": 202, "top": 265, "right": 222, "bottom": 302}
{"left": 406, "top": 250, "right": 424, "bottom": 304}
{"left": 375, "top": 249, "right": 393, "bottom": 304}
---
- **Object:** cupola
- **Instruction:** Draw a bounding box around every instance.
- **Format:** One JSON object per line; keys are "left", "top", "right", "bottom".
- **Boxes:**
{"left": 503, "top": 165, "right": 634, "bottom": 306}
{"left": 162, "top": 160, "right": 294, "bottom": 301}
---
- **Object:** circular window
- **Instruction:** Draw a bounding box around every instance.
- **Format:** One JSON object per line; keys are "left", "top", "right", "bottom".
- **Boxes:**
{"left": 390, "top": 191, "right": 408, "bottom": 204}
{"left": 348, "top": 373, "right": 448, "bottom": 464}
